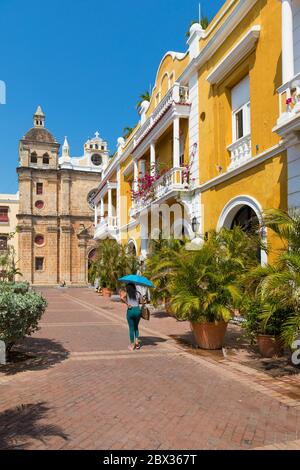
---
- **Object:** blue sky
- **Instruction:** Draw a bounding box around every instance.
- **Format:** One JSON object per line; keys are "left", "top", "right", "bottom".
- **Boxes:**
{"left": 0, "top": 0, "right": 225, "bottom": 193}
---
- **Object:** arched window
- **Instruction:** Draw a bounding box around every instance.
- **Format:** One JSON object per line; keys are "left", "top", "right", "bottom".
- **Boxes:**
{"left": 31, "top": 152, "right": 37, "bottom": 164}
{"left": 43, "top": 153, "right": 49, "bottom": 164}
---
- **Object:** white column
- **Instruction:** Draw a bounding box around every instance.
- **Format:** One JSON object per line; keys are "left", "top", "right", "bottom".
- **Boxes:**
{"left": 100, "top": 198, "right": 104, "bottom": 220}
{"left": 133, "top": 159, "right": 139, "bottom": 191}
{"left": 282, "top": 0, "right": 294, "bottom": 84}
{"left": 108, "top": 189, "right": 112, "bottom": 218}
{"left": 140, "top": 159, "right": 146, "bottom": 178}
{"left": 94, "top": 203, "right": 98, "bottom": 226}
{"left": 173, "top": 117, "right": 180, "bottom": 168}
{"left": 150, "top": 142, "right": 156, "bottom": 175}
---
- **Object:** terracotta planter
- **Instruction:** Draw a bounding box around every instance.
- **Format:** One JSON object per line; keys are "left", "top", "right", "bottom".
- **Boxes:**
{"left": 102, "top": 288, "right": 113, "bottom": 298}
{"left": 257, "top": 334, "right": 283, "bottom": 358}
{"left": 191, "top": 321, "right": 228, "bottom": 350}
{"left": 165, "top": 298, "right": 173, "bottom": 314}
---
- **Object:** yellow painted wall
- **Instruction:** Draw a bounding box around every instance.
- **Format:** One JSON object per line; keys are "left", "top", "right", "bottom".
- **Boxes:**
{"left": 146, "top": 53, "right": 189, "bottom": 117}
{"left": 0, "top": 193, "right": 19, "bottom": 258}
{"left": 198, "top": 0, "right": 282, "bottom": 184}
{"left": 202, "top": 152, "right": 287, "bottom": 255}
{"left": 156, "top": 128, "right": 173, "bottom": 171}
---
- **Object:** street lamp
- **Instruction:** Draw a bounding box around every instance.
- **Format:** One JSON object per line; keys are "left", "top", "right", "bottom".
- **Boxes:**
{"left": 191, "top": 216, "right": 200, "bottom": 233}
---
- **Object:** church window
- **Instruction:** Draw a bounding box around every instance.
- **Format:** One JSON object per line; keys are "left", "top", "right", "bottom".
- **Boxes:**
{"left": 36, "top": 183, "right": 43, "bottom": 195}
{"left": 35, "top": 257, "right": 44, "bottom": 271}
{"left": 35, "top": 200, "right": 44, "bottom": 209}
{"left": 0, "top": 235, "right": 8, "bottom": 250}
{"left": 95, "top": 144, "right": 99, "bottom": 150}
{"left": 91, "top": 154, "right": 102, "bottom": 166}
{"left": 43, "top": 154, "right": 49, "bottom": 164}
{"left": 34, "top": 235, "right": 44, "bottom": 246}
{"left": 0, "top": 207, "right": 8, "bottom": 222}
{"left": 31, "top": 152, "right": 37, "bottom": 164}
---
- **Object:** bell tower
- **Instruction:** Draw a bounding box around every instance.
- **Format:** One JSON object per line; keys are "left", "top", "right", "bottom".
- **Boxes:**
{"left": 33, "top": 105, "right": 45, "bottom": 128}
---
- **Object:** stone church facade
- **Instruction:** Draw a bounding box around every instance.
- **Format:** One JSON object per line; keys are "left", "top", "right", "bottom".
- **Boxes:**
{"left": 17, "top": 106, "right": 107, "bottom": 285}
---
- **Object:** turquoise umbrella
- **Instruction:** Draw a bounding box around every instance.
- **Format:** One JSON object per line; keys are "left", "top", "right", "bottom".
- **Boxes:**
{"left": 118, "top": 274, "right": 154, "bottom": 288}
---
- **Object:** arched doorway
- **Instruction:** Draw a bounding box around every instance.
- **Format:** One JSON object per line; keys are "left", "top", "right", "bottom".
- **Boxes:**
{"left": 217, "top": 196, "right": 267, "bottom": 264}
{"left": 127, "top": 239, "right": 137, "bottom": 257}
{"left": 230, "top": 206, "right": 259, "bottom": 232}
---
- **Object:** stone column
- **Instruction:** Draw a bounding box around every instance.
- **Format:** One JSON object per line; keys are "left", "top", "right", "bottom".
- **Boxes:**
{"left": 60, "top": 174, "right": 71, "bottom": 215}
{"left": 78, "top": 240, "right": 87, "bottom": 284}
{"left": 18, "top": 224, "right": 33, "bottom": 284}
{"left": 173, "top": 117, "right": 180, "bottom": 168}
{"left": 19, "top": 174, "right": 32, "bottom": 213}
{"left": 59, "top": 225, "right": 71, "bottom": 284}
{"left": 282, "top": 0, "right": 294, "bottom": 84}
{"left": 47, "top": 225, "right": 59, "bottom": 284}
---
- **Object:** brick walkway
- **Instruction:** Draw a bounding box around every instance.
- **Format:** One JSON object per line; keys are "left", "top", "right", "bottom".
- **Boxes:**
{"left": 0, "top": 288, "right": 300, "bottom": 450}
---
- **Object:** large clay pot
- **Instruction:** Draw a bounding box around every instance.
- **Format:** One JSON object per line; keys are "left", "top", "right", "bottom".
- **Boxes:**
{"left": 257, "top": 334, "right": 283, "bottom": 358}
{"left": 102, "top": 287, "right": 113, "bottom": 298}
{"left": 165, "top": 298, "right": 173, "bottom": 314}
{"left": 191, "top": 321, "right": 228, "bottom": 350}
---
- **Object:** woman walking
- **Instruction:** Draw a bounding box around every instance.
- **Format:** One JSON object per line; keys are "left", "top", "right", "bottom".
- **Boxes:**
{"left": 120, "top": 283, "right": 143, "bottom": 350}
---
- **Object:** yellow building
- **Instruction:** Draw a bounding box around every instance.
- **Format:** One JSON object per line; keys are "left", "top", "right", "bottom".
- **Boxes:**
{"left": 0, "top": 192, "right": 19, "bottom": 260}
{"left": 94, "top": 0, "right": 295, "bottom": 262}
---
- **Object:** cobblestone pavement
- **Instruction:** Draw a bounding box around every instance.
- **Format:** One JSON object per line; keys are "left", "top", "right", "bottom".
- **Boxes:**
{"left": 0, "top": 288, "right": 300, "bottom": 450}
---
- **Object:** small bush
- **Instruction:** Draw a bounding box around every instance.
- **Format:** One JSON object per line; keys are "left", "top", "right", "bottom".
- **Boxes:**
{"left": 2, "top": 281, "right": 30, "bottom": 295}
{"left": 0, "top": 283, "right": 47, "bottom": 351}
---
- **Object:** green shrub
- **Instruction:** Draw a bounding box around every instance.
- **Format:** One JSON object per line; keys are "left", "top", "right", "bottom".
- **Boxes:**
{"left": 0, "top": 284, "right": 47, "bottom": 351}
{"left": 1, "top": 281, "right": 30, "bottom": 294}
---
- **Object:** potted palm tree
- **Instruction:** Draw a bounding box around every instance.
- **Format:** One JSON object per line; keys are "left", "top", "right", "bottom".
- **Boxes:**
{"left": 91, "top": 239, "right": 138, "bottom": 297}
{"left": 144, "top": 237, "right": 185, "bottom": 312}
{"left": 167, "top": 227, "right": 262, "bottom": 349}
{"left": 241, "top": 296, "right": 285, "bottom": 357}
{"left": 168, "top": 243, "right": 240, "bottom": 349}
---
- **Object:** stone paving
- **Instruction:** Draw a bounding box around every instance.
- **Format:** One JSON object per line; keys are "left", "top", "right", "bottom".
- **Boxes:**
{"left": 0, "top": 288, "right": 300, "bottom": 450}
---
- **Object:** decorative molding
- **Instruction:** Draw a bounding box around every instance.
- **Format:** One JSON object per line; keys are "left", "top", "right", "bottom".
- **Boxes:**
{"left": 179, "top": 0, "right": 259, "bottom": 85}
{"left": 207, "top": 26, "right": 261, "bottom": 85}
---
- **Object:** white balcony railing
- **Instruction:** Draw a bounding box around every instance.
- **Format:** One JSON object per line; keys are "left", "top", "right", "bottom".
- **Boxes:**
{"left": 94, "top": 216, "right": 118, "bottom": 239}
{"left": 227, "top": 134, "right": 252, "bottom": 170}
{"left": 133, "top": 83, "right": 190, "bottom": 149}
{"left": 130, "top": 167, "right": 189, "bottom": 217}
{"left": 276, "top": 72, "right": 300, "bottom": 127}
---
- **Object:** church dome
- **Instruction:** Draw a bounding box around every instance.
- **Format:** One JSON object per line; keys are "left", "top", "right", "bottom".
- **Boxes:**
{"left": 23, "top": 127, "right": 57, "bottom": 143}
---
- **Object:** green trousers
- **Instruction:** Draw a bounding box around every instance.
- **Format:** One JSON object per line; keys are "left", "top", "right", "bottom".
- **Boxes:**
{"left": 127, "top": 307, "right": 141, "bottom": 343}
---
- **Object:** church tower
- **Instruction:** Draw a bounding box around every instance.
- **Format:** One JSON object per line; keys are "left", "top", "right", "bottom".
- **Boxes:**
{"left": 17, "top": 107, "right": 105, "bottom": 286}
{"left": 17, "top": 106, "right": 61, "bottom": 284}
